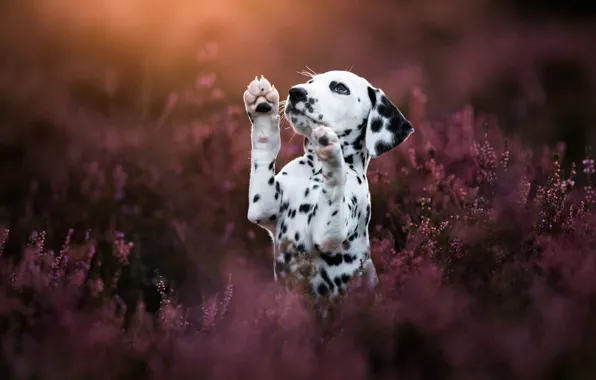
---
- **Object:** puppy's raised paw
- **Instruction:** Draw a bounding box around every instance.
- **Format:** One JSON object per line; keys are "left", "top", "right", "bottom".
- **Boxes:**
{"left": 312, "top": 126, "right": 342, "bottom": 165}
{"left": 244, "top": 75, "right": 279, "bottom": 119}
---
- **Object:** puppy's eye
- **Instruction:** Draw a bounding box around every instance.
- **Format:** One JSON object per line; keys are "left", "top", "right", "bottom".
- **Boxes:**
{"left": 330, "top": 81, "right": 350, "bottom": 95}
{"left": 307, "top": 79, "right": 314, "bottom": 84}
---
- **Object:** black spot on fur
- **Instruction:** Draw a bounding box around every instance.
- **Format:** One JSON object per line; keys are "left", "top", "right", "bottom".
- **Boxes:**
{"left": 343, "top": 254, "right": 355, "bottom": 263}
{"left": 375, "top": 140, "right": 395, "bottom": 156}
{"left": 367, "top": 87, "right": 377, "bottom": 107}
{"left": 281, "top": 201, "right": 290, "bottom": 212}
{"left": 376, "top": 105, "right": 391, "bottom": 119}
{"left": 387, "top": 118, "right": 414, "bottom": 146}
{"left": 299, "top": 204, "right": 312, "bottom": 213}
{"left": 253, "top": 194, "right": 260, "bottom": 203}
{"left": 269, "top": 161, "right": 275, "bottom": 170}
{"left": 320, "top": 269, "right": 335, "bottom": 291}
{"left": 348, "top": 232, "right": 359, "bottom": 241}
{"left": 370, "top": 118, "right": 383, "bottom": 133}
{"left": 295, "top": 232, "right": 300, "bottom": 241}
{"left": 317, "top": 284, "right": 329, "bottom": 296}
{"left": 268, "top": 176, "right": 274, "bottom": 185}
{"left": 321, "top": 253, "right": 343, "bottom": 266}
{"left": 304, "top": 188, "right": 310, "bottom": 197}
{"left": 378, "top": 97, "right": 395, "bottom": 118}
{"left": 269, "top": 214, "right": 277, "bottom": 221}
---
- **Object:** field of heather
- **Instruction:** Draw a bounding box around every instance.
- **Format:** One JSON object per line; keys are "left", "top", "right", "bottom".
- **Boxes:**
{"left": 1, "top": 1, "right": 596, "bottom": 379}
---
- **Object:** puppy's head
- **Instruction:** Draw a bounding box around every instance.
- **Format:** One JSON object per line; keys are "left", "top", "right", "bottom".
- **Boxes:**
{"left": 284, "top": 70, "right": 414, "bottom": 158}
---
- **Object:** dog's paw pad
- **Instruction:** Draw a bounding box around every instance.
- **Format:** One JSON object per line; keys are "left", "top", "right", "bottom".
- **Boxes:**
{"left": 312, "top": 126, "right": 341, "bottom": 163}
{"left": 244, "top": 75, "right": 279, "bottom": 117}
{"left": 255, "top": 102, "right": 273, "bottom": 113}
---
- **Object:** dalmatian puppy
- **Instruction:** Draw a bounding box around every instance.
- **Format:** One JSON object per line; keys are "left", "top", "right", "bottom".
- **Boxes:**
{"left": 243, "top": 70, "right": 413, "bottom": 299}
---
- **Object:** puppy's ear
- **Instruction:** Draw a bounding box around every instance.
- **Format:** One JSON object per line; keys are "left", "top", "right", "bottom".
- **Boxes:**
{"left": 365, "top": 86, "right": 414, "bottom": 158}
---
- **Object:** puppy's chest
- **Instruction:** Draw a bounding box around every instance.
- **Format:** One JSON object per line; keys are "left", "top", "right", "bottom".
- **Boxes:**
{"left": 274, "top": 170, "right": 370, "bottom": 246}
{"left": 274, "top": 172, "right": 324, "bottom": 246}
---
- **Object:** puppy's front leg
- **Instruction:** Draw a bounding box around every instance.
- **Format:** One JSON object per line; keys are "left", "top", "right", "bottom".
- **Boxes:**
{"left": 311, "top": 126, "right": 349, "bottom": 251}
{"left": 244, "top": 76, "right": 281, "bottom": 228}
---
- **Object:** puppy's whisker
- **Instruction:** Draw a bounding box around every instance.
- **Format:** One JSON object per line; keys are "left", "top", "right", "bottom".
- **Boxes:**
{"left": 279, "top": 115, "right": 292, "bottom": 130}
{"left": 297, "top": 70, "right": 314, "bottom": 78}
{"left": 277, "top": 100, "right": 286, "bottom": 115}
{"left": 304, "top": 65, "right": 318, "bottom": 76}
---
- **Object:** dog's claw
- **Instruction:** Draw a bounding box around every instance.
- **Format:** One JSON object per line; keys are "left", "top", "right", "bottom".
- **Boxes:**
{"left": 260, "top": 76, "right": 272, "bottom": 91}
{"left": 248, "top": 78, "right": 260, "bottom": 94}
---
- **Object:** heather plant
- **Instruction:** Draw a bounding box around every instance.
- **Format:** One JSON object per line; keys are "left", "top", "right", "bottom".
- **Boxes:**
{"left": 3, "top": 71, "right": 596, "bottom": 378}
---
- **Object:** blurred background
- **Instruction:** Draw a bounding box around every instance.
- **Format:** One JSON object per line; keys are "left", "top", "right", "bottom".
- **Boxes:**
{"left": 0, "top": 0, "right": 595, "bottom": 306}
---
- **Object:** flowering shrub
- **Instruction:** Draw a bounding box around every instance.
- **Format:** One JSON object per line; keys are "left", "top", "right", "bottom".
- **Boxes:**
{"left": 0, "top": 24, "right": 596, "bottom": 377}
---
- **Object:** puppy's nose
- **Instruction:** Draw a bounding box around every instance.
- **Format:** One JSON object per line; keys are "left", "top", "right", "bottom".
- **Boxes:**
{"left": 289, "top": 87, "right": 308, "bottom": 103}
